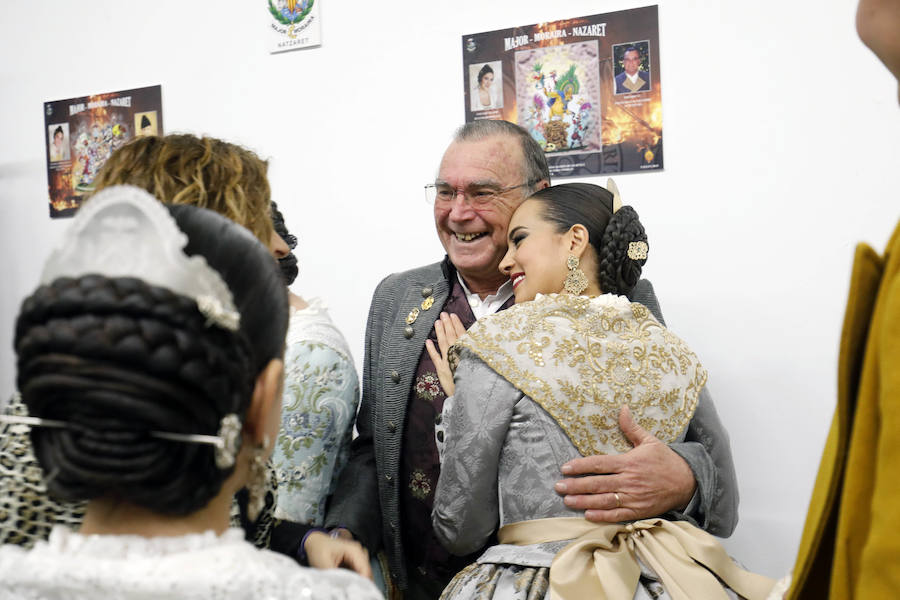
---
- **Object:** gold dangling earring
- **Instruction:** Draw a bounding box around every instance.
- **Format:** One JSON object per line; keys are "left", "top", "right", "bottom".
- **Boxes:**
{"left": 246, "top": 435, "right": 269, "bottom": 522}
{"left": 564, "top": 254, "right": 588, "bottom": 295}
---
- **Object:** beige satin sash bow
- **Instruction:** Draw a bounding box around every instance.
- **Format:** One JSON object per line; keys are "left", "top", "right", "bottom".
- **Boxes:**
{"left": 498, "top": 517, "right": 774, "bottom": 600}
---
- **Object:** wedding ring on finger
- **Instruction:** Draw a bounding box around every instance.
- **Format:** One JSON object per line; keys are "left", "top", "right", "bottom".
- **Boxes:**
{"left": 613, "top": 492, "right": 622, "bottom": 508}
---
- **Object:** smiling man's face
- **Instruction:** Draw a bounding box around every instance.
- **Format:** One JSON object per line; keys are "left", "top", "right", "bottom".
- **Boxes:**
{"left": 623, "top": 49, "right": 641, "bottom": 76}
{"left": 434, "top": 135, "right": 530, "bottom": 293}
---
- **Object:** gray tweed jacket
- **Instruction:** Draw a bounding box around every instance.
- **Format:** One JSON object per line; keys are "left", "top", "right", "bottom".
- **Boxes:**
{"left": 325, "top": 258, "right": 738, "bottom": 589}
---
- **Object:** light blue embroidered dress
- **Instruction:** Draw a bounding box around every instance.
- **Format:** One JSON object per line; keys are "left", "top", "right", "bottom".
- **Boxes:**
{"left": 272, "top": 298, "right": 359, "bottom": 525}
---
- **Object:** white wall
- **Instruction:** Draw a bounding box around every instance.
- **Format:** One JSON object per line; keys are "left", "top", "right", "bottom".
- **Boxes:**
{"left": 1, "top": 0, "right": 898, "bottom": 579}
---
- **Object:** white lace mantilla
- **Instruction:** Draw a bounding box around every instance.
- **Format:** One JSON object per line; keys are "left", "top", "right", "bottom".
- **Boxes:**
{"left": 0, "top": 526, "right": 382, "bottom": 600}
{"left": 455, "top": 293, "right": 707, "bottom": 456}
{"left": 42, "top": 185, "right": 240, "bottom": 330}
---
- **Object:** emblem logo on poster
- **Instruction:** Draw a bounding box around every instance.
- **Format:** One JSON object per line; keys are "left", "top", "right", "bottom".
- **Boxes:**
{"left": 466, "top": 38, "right": 476, "bottom": 52}
{"left": 268, "top": 0, "right": 315, "bottom": 38}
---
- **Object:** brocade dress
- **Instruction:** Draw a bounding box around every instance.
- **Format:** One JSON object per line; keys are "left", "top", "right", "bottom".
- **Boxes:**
{"left": 272, "top": 298, "right": 360, "bottom": 525}
{"left": 432, "top": 293, "right": 775, "bottom": 600}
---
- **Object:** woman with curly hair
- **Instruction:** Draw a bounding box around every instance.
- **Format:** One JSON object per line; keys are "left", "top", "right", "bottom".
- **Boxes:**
{"left": 267, "top": 201, "right": 359, "bottom": 528}
{"left": 265, "top": 201, "right": 381, "bottom": 587}
{"left": 91, "top": 133, "right": 278, "bottom": 247}
{"left": 427, "top": 183, "right": 774, "bottom": 600}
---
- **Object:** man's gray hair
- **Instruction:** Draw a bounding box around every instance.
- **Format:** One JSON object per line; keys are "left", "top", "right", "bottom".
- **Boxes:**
{"left": 453, "top": 121, "right": 551, "bottom": 191}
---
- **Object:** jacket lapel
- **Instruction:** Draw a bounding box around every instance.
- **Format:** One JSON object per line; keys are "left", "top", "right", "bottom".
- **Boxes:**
{"left": 377, "top": 272, "right": 451, "bottom": 479}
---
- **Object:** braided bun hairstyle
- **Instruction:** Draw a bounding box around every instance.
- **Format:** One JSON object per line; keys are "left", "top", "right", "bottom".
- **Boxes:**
{"left": 15, "top": 204, "right": 288, "bottom": 516}
{"left": 528, "top": 182, "right": 648, "bottom": 296}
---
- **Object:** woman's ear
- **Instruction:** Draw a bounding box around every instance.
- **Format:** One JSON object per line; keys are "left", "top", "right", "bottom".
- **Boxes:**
{"left": 243, "top": 359, "right": 284, "bottom": 446}
{"left": 567, "top": 224, "right": 590, "bottom": 257}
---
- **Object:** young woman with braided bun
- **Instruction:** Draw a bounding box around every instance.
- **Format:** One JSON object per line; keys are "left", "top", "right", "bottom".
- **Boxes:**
{"left": 0, "top": 186, "right": 380, "bottom": 599}
{"left": 0, "top": 133, "right": 373, "bottom": 579}
{"left": 426, "top": 183, "right": 774, "bottom": 600}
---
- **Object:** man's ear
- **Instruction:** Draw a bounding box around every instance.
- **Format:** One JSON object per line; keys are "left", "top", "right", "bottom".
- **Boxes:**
{"left": 567, "top": 223, "right": 590, "bottom": 257}
{"left": 535, "top": 178, "right": 551, "bottom": 191}
{"left": 243, "top": 359, "right": 284, "bottom": 445}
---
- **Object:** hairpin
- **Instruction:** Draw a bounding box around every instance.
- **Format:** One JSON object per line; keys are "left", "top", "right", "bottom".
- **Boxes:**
{"left": 0, "top": 412, "right": 243, "bottom": 470}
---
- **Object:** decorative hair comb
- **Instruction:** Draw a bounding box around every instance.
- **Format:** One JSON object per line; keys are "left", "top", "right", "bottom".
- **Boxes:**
{"left": 606, "top": 178, "right": 623, "bottom": 213}
{"left": 41, "top": 185, "right": 241, "bottom": 331}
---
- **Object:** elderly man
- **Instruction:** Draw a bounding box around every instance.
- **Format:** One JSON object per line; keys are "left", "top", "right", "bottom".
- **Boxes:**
{"left": 325, "top": 120, "right": 737, "bottom": 599}
{"left": 615, "top": 46, "right": 651, "bottom": 94}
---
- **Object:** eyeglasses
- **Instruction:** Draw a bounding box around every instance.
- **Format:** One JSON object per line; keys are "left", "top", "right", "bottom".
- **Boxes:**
{"left": 424, "top": 181, "right": 536, "bottom": 207}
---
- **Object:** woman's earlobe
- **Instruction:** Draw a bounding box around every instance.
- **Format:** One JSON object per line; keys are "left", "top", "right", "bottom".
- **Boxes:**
{"left": 245, "top": 359, "right": 284, "bottom": 445}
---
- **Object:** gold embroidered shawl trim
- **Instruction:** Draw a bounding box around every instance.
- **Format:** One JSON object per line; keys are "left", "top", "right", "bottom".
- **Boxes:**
{"left": 455, "top": 294, "right": 707, "bottom": 456}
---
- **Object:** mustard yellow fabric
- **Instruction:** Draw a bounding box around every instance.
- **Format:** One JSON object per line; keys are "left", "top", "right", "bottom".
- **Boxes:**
{"left": 788, "top": 219, "right": 900, "bottom": 599}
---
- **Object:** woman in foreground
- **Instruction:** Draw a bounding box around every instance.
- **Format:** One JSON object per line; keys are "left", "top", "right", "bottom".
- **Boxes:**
{"left": 0, "top": 186, "right": 380, "bottom": 599}
{"left": 428, "top": 183, "right": 774, "bottom": 600}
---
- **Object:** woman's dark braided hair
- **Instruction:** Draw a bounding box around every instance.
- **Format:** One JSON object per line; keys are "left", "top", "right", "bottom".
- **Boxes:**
{"left": 528, "top": 182, "right": 648, "bottom": 296}
{"left": 14, "top": 203, "right": 289, "bottom": 516}
{"left": 270, "top": 201, "right": 299, "bottom": 286}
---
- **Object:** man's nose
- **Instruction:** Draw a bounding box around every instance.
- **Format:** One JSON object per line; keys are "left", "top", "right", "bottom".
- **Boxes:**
{"left": 447, "top": 191, "right": 475, "bottom": 218}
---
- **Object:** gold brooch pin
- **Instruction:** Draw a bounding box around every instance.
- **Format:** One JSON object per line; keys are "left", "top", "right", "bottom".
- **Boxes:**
{"left": 406, "top": 308, "right": 420, "bottom": 325}
{"left": 421, "top": 296, "right": 434, "bottom": 311}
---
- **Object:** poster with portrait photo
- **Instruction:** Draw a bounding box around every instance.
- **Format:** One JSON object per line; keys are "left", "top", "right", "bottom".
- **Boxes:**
{"left": 43, "top": 85, "right": 163, "bottom": 218}
{"left": 469, "top": 61, "right": 504, "bottom": 113}
{"left": 47, "top": 123, "right": 71, "bottom": 162}
{"left": 462, "top": 5, "right": 663, "bottom": 177}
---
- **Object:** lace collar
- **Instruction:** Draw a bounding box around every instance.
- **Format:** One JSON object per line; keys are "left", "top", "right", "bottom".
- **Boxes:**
{"left": 44, "top": 526, "right": 246, "bottom": 558}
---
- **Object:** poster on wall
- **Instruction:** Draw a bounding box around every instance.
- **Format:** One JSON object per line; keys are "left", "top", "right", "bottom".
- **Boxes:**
{"left": 43, "top": 84, "right": 163, "bottom": 218}
{"left": 462, "top": 6, "right": 663, "bottom": 177}
{"left": 267, "top": 0, "right": 322, "bottom": 53}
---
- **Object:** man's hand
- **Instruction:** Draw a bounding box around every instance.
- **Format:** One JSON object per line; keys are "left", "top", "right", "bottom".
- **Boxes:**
{"left": 304, "top": 531, "right": 373, "bottom": 579}
{"left": 554, "top": 405, "right": 696, "bottom": 523}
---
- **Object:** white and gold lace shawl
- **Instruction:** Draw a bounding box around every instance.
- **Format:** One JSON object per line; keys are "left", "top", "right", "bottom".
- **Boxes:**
{"left": 455, "top": 293, "right": 707, "bottom": 456}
